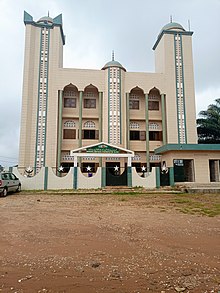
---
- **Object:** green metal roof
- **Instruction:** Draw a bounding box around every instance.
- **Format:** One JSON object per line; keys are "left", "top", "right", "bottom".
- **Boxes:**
{"left": 102, "top": 60, "right": 126, "bottom": 71}
{"left": 161, "top": 22, "right": 185, "bottom": 32}
{"left": 37, "top": 16, "right": 54, "bottom": 24}
{"left": 23, "top": 11, "right": 65, "bottom": 45}
{"left": 155, "top": 144, "right": 220, "bottom": 154}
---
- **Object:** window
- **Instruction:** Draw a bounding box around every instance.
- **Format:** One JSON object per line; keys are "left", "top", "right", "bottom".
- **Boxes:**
{"left": 209, "top": 160, "right": 220, "bottom": 182}
{"left": 149, "top": 131, "right": 162, "bottom": 141}
{"left": 64, "top": 121, "right": 75, "bottom": 128}
{"left": 149, "top": 101, "right": 159, "bottom": 110}
{"left": 130, "top": 122, "right": 140, "bottom": 129}
{"left": 84, "top": 99, "right": 96, "bottom": 108}
{"left": 82, "top": 130, "right": 99, "bottom": 140}
{"left": 130, "top": 131, "right": 146, "bottom": 141}
{"left": 84, "top": 121, "right": 95, "bottom": 128}
{"left": 64, "top": 98, "right": 76, "bottom": 108}
{"left": 129, "top": 100, "right": 139, "bottom": 109}
{"left": 63, "top": 129, "right": 76, "bottom": 139}
{"left": 149, "top": 122, "right": 159, "bottom": 130}
{"left": 132, "top": 154, "right": 141, "bottom": 161}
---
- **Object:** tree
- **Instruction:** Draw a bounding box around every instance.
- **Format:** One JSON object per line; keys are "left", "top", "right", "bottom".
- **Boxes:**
{"left": 197, "top": 98, "right": 220, "bottom": 144}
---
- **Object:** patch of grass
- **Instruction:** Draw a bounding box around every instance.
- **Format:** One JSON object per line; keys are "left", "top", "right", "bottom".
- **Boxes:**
{"left": 112, "top": 191, "right": 138, "bottom": 196}
{"left": 172, "top": 194, "right": 220, "bottom": 217}
{"left": 173, "top": 198, "right": 192, "bottom": 204}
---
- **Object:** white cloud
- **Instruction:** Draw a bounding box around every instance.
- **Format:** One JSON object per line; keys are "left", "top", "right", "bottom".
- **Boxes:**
{"left": 196, "top": 87, "right": 220, "bottom": 116}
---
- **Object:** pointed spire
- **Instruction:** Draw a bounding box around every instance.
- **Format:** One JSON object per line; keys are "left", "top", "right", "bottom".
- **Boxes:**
{"left": 188, "top": 19, "right": 191, "bottom": 31}
{"left": 48, "top": 11, "right": 50, "bottom": 17}
{"left": 112, "top": 50, "right": 115, "bottom": 61}
{"left": 170, "top": 15, "right": 173, "bottom": 23}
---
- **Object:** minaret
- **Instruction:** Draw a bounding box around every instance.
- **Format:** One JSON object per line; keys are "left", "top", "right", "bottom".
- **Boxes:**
{"left": 102, "top": 53, "right": 126, "bottom": 146}
{"left": 153, "top": 21, "right": 197, "bottom": 144}
{"left": 19, "top": 11, "right": 65, "bottom": 172}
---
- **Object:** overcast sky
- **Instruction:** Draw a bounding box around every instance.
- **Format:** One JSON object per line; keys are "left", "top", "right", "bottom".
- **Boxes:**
{"left": 0, "top": 0, "right": 219, "bottom": 167}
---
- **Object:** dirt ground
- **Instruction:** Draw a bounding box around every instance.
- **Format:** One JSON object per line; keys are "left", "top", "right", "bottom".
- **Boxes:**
{"left": 0, "top": 191, "right": 219, "bottom": 293}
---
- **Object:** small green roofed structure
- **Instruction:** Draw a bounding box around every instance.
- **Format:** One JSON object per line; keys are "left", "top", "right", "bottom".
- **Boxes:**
{"left": 161, "top": 22, "right": 185, "bottom": 32}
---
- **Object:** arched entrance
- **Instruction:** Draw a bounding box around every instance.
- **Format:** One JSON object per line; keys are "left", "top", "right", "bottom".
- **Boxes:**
{"left": 70, "top": 142, "right": 134, "bottom": 187}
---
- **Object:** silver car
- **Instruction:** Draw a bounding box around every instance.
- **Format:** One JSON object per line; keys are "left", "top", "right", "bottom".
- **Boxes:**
{"left": 0, "top": 172, "right": 21, "bottom": 197}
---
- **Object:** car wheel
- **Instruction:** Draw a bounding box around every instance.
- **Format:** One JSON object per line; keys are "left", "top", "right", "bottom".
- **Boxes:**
{"left": 2, "top": 188, "right": 7, "bottom": 197}
{"left": 16, "top": 184, "right": 21, "bottom": 193}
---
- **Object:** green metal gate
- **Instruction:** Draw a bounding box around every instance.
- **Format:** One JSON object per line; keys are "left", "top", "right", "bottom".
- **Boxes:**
{"left": 106, "top": 163, "right": 127, "bottom": 186}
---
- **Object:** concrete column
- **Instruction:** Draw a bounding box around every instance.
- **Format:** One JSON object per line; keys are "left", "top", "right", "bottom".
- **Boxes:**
{"left": 127, "top": 156, "right": 132, "bottom": 167}
{"left": 99, "top": 92, "right": 103, "bottom": 167}
{"left": 145, "top": 94, "right": 150, "bottom": 171}
{"left": 73, "top": 167, "right": 78, "bottom": 189}
{"left": 74, "top": 156, "right": 78, "bottom": 167}
{"left": 169, "top": 167, "right": 175, "bottom": 187}
{"left": 127, "top": 155, "right": 132, "bottom": 187}
{"left": 99, "top": 92, "right": 103, "bottom": 142}
{"left": 161, "top": 94, "right": 167, "bottom": 145}
{"left": 101, "top": 167, "right": 106, "bottom": 187}
{"left": 57, "top": 90, "right": 63, "bottom": 169}
{"left": 156, "top": 167, "right": 160, "bottom": 188}
{"left": 79, "top": 91, "right": 83, "bottom": 147}
{"left": 44, "top": 167, "right": 48, "bottom": 190}
{"left": 126, "top": 93, "right": 130, "bottom": 149}
{"left": 127, "top": 166, "right": 132, "bottom": 187}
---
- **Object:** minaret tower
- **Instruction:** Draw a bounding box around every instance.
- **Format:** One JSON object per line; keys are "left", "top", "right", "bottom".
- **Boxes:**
{"left": 19, "top": 11, "right": 65, "bottom": 172}
{"left": 102, "top": 53, "right": 126, "bottom": 147}
{"left": 153, "top": 21, "right": 197, "bottom": 144}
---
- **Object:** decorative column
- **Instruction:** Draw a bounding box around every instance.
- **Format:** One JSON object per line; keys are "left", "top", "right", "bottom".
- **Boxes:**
{"left": 99, "top": 92, "right": 103, "bottom": 142}
{"left": 145, "top": 94, "right": 150, "bottom": 171}
{"left": 161, "top": 94, "right": 167, "bottom": 145}
{"left": 78, "top": 91, "right": 83, "bottom": 147}
{"left": 127, "top": 156, "right": 132, "bottom": 187}
{"left": 57, "top": 90, "right": 63, "bottom": 169}
{"left": 99, "top": 91, "right": 103, "bottom": 168}
{"left": 126, "top": 93, "right": 130, "bottom": 149}
{"left": 44, "top": 167, "right": 48, "bottom": 190}
{"left": 169, "top": 167, "right": 175, "bottom": 187}
{"left": 156, "top": 167, "right": 160, "bottom": 188}
{"left": 174, "top": 34, "right": 187, "bottom": 144}
{"left": 101, "top": 166, "right": 106, "bottom": 187}
{"left": 73, "top": 156, "right": 78, "bottom": 189}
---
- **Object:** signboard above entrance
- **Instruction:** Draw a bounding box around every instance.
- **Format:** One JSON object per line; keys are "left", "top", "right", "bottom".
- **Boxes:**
{"left": 87, "top": 144, "right": 120, "bottom": 154}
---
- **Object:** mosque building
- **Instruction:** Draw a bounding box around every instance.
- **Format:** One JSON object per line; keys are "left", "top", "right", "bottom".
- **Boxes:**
{"left": 18, "top": 11, "right": 220, "bottom": 187}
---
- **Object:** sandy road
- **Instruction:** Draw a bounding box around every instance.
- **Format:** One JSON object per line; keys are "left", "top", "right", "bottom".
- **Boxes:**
{"left": 0, "top": 192, "right": 219, "bottom": 292}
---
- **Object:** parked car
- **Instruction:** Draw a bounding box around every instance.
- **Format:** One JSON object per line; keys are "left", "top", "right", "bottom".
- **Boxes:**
{"left": 0, "top": 172, "right": 21, "bottom": 197}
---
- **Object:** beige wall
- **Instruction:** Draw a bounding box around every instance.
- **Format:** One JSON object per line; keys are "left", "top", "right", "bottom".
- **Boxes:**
{"left": 161, "top": 151, "right": 220, "bottom": 184}
{"left": 19, "top": 25, "right": 41, "bottom": 168}
{"left": 181, "top": 35, "right": 197, "bottom": 143}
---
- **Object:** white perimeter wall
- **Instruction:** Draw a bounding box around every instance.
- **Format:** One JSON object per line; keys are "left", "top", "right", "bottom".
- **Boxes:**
{"left": 12, "top": 167, "right": 156, "bottom": 190}
{"left": 132, "top": 167, "right": 156, "bottom": 189}
{"left": 13, "top": 167, "right": 45, "bottom": 190}
{"left": 77, "top": 167, "right": 102, "bottom": 189}
{"left": 47, "top": 167, "right": 74, "bottom": 189}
